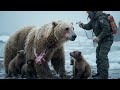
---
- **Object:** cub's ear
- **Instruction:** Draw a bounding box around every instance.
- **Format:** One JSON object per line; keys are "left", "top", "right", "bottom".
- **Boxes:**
{"left": 52, "top": 21, "right": 58, "bottom": 27}
{"left": 78, "top": 51, "right": 81, "bottom": 55}
{"left": 17, "top": 51, "right": 20, "bottom": 54}
{"left": 24, "top": 52, "right": 26, "bottom": 55}
{"left": 27, "top": 60, "right": 31, "bottom": 65}
{"left": 27, "top": 59, "right": 34, "bottom": 65}
{"left": 71, "top": 22, "right": 73, "bottom": 25}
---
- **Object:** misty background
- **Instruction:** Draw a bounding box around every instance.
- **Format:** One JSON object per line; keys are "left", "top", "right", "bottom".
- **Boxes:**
{"left": 0, "top": 11, "right": 120, "bottom": 35}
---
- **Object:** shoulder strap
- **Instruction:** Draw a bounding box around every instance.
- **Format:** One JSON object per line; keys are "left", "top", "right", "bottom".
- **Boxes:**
{"left": 97, "top": 13, "right": 113, "bottom": 33}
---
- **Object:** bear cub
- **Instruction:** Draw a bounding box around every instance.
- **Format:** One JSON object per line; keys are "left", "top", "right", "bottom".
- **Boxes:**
{"left": 8, "top": 50, "right": 26, "bottom": 77}
{"left": 70, "top": 51, "right": 91, "bottom": 79}
{"left": 21, "top": 59, "right": 37, "bottom": 79}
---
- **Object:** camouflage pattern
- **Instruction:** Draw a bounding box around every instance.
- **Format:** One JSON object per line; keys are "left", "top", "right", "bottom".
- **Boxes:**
{"left": 96, "top": 40, "right": 113, "bottom": 79}
{"left": 82, "top": 11, "right": 114, "bottom": 79}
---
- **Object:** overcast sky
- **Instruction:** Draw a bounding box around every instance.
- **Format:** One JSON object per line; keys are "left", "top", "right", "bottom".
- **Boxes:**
{"left": 0, "top": 11, "right": 120, "bottom": 35}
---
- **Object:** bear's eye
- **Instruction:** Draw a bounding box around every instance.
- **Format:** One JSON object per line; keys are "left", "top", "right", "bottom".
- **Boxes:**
{"left": 65, "top": 27, "right": 69, "bottom": 31}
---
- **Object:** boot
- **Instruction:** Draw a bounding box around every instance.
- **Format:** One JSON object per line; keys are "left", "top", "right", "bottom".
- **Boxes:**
{"left": 92, "top": 73, "right": 100, "bottom": 77}
{"left": 93, "top": 76, "right": 102, "bottom": 79}
{"left": 93, "top": 70, "right": 108, "bottom": 79}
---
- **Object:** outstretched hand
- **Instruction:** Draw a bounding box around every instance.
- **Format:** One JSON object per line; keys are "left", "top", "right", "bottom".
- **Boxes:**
{"left": 76, "top": 21, "right": 84, "bottom": 28}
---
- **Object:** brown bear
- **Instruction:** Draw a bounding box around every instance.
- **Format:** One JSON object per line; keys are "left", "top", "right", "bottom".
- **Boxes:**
{"left": 8, "top": 50, "right": 26, "bottom": 77}
{"left": 4, "top": 21, "right": 77, "bottom": 79}
{"left": 4, "top": 26, "right": 35, "bottom": 74}
{"left": 70, "top": 51, "right": 91, "bottom": 79}
{"left": 21, "top": 59, "right": 37, "bottom": 79}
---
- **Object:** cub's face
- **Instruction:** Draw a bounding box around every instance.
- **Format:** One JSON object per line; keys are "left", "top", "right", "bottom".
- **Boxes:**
{"left": 27, "top": 59, "right": 34, "bottom": 66}
{"left": 70, "top": 51, "right": 81, "bottom": 60}
{"left": 53, "top": 21, "right": 77, "bottom": 42}
{"left": 17, "top": 50, "right": 26, "bottom": 58}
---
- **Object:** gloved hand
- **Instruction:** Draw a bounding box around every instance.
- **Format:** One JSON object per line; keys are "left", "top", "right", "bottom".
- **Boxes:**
{"left": 93, "top": 37, "right": 100, "bottom": 43}
{"left": 79, "top": 22, "right": 84, "bottom": 28}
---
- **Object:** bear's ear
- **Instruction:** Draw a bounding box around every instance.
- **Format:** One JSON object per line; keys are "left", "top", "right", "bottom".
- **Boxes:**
{"left": 52, "top": 21, "right": 58, "bottom": 27}
{"left": 27, "top": 59, "right": 34, "bottom": 65}
{"left": 71, "top": 22, "right": 73, "bottom": 25}
{"left": 78, "top": 51, "right": 81, "bottom": 55}
{"left": 24, "top": 52, "right": 26, "bottom": 55}
{"left": 27, "top": 60, "right": 32, "bottom": 65}
{"left": 17, "top": 51, "right": 20, "bottom": 54}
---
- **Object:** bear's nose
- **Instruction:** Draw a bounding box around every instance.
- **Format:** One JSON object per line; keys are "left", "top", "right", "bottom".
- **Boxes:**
{"left": 72, "top": 35, "right": 77, "bottom": 39}
{"left": 70, "top": 53, "right": 72, "bottom": 56}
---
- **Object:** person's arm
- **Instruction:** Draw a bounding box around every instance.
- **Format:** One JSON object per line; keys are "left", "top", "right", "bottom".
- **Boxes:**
{"left": 80, "top": 20, "right": 93, "bottom": 30}
{"left": 97, "top": 16, "right": 111, "bottom": 40}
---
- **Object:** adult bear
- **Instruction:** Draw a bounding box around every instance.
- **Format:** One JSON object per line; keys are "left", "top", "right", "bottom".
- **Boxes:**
{"left": 4, "top": 21, "right": 77, "bottom": 79}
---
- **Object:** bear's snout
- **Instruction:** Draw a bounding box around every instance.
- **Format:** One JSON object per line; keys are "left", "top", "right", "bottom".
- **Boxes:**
{"left": 72, "top": 35, "right": 77, "bottom": 39}
{"left": 71, "top": 35, "right": 77, "bottom": 41}
{"left": 70, "top": 52, "right": 73, "bottom": 57}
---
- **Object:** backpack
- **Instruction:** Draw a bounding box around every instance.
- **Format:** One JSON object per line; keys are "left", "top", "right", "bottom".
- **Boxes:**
{"left": 106, "top": 14, "right": 118, "bottom": 34}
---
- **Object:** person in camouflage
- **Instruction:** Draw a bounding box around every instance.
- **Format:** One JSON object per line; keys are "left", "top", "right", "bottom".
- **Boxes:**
{"left": 79, "top": 11, "right": 114, "bottom": 79}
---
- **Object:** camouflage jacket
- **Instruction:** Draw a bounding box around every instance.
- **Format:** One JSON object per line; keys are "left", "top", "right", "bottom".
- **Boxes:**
{"left": 82, "top": 11, "right": 113, "bottom": 41}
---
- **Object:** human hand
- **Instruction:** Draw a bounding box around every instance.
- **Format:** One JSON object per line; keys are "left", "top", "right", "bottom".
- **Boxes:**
{"left": 76, "top": 22, "right": 84, "bottom": 28}
{"left": 93, "top": 37, "right": 100, "bottom": 43}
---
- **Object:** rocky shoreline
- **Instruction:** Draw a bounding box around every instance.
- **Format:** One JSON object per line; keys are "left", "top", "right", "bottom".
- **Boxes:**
{"left": 0, "top": 58, "right": 120, "bottom": 79}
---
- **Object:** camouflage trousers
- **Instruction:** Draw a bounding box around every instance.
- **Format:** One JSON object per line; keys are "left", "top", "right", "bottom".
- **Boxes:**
{"left": 96, "top": 40, "right": 113, "bottom": 79}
